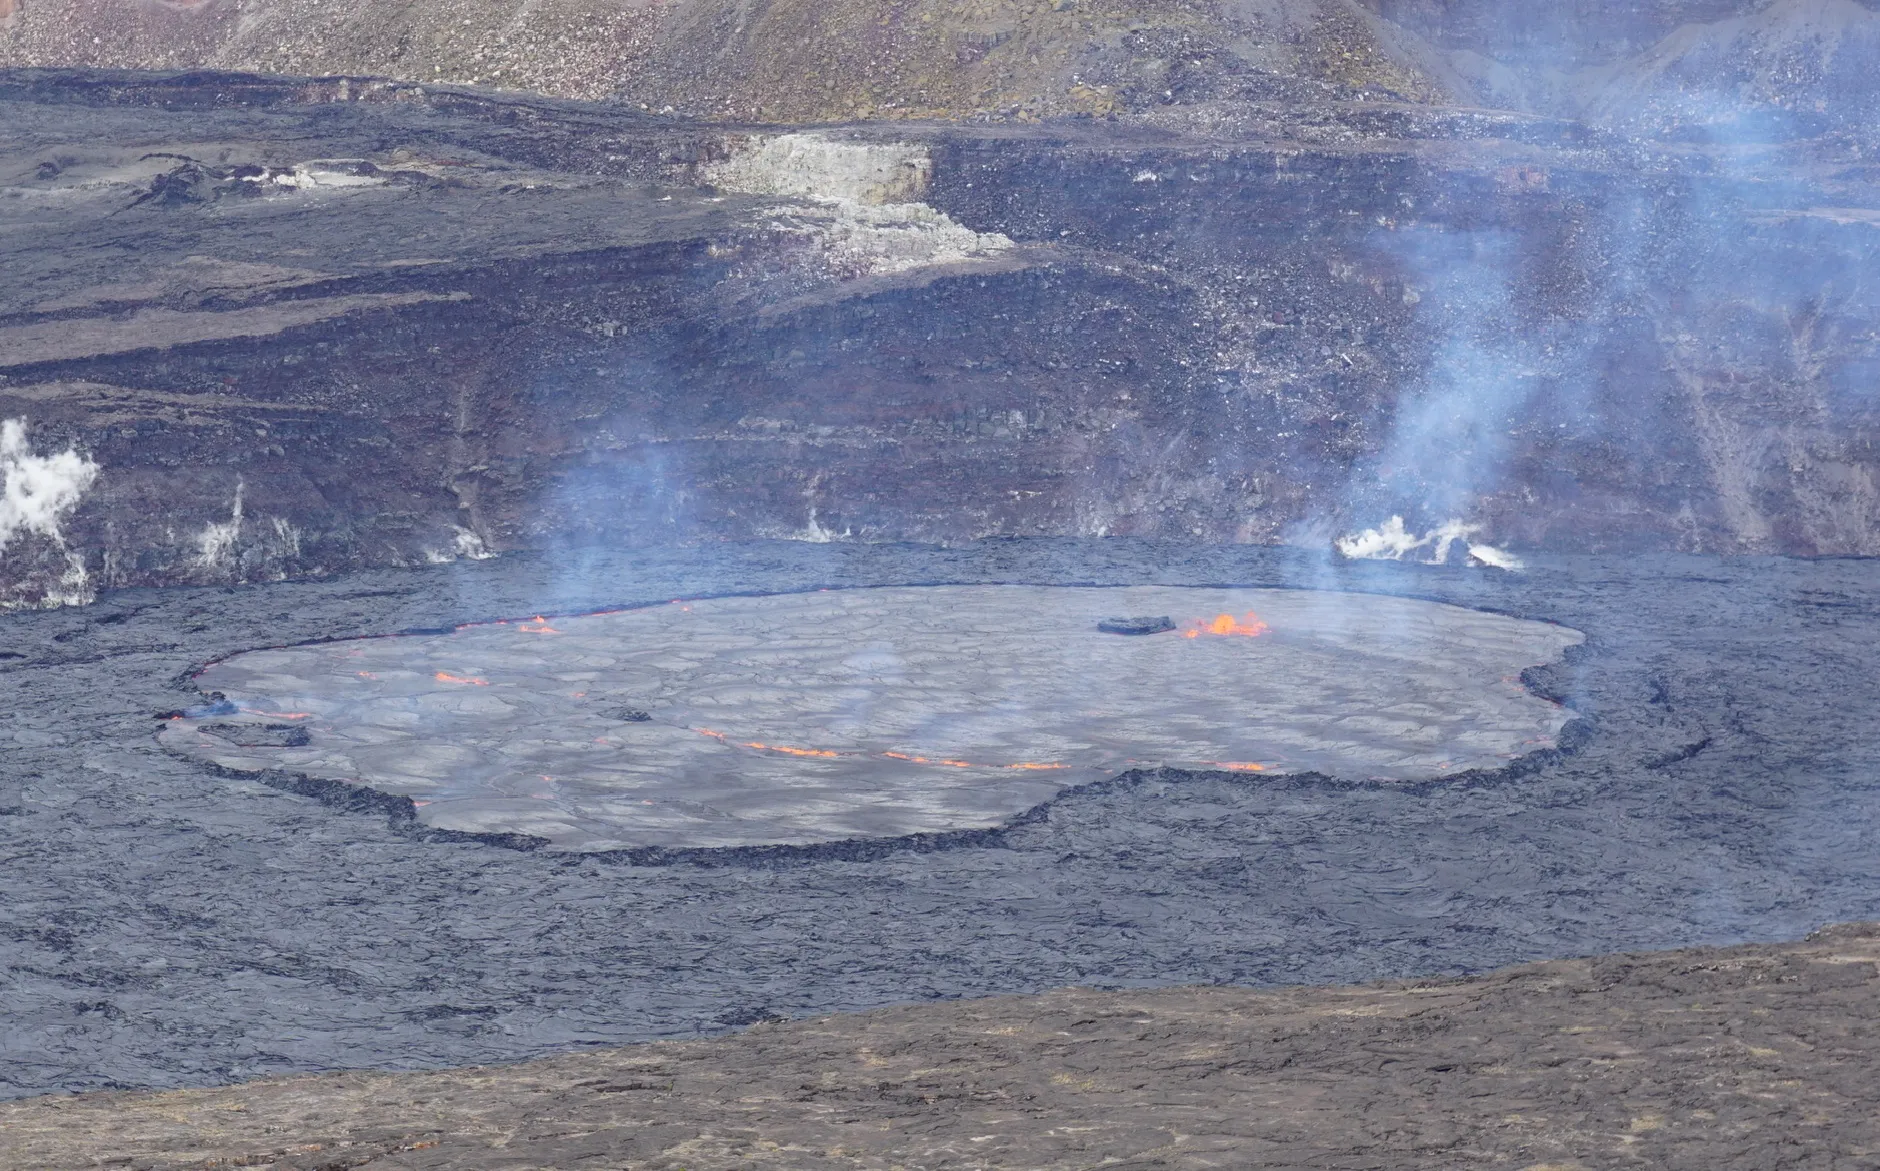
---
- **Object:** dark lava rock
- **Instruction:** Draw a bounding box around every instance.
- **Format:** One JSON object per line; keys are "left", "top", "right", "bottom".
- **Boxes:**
{"left": 162, "top": 692, "right": 237, "bottom": 719}
{"left": 605, "top": 708, "right": 653, "bottom": 723}
{"left": 1, "top": 67, "right": 1878, "bottom": 610}
{"left": 198, "top": 723, "right": 311, "bottom": 749}
{"left": 1096, "top": 615, "right": 1176, "bottom": 636}
{"left": 4, "top": 923, "right": 1875, "bottom": 1169}
{"left": 3, "top": 540, "right": 1880, "bottom": 1104}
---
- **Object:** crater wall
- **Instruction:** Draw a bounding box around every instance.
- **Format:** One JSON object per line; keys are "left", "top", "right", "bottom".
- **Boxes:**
{"left": 0, "top": 67, "right": 1876, "bottom": 605}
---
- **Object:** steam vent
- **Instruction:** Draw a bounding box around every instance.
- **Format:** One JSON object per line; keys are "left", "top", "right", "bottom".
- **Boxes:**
{"left": 165, "top": 587, "right": 1582, "bottom": 850}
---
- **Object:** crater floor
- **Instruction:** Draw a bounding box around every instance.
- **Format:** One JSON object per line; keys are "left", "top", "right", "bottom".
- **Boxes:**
{"left": 166, "top": 586, "right": 1580, "bottom": 850}
{"left": 2, "top": 540, "right": 1877, "bottom": 1101}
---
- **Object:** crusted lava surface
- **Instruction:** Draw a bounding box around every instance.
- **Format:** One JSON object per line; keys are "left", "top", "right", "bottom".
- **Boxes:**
{"left": 160, "top": 585, "right": 1581, "bottom": 851}
{"left": 2, "top": 540, "right": 1878, "bottom": 1101}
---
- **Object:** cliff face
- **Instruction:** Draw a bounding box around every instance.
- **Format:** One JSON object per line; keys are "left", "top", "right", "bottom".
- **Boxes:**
{"left": 0, "top": 0, "right": 1464, "bottom": 116}
{"left": 4, "top": 0, "right": 1873, "bottom": 128}
{"left": 0, "top": 3, "right": 1877, "bottom": 604}
{"left": 1366, "top": 0, "right": 1767, "bottom": 64}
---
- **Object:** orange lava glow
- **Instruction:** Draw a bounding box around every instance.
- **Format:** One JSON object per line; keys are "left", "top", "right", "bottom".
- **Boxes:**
{"left": 434, "top": 671, "right": 490, "bottom": 686}
{"left": 696, "top": 728, "right": 840, "bottom": 758}
{"left": 1205, "top": 761, "right": 1268, "bottom": 772}
{"left": 884, "top": 751, "right": 1068, "bottom": 771}
{"left": 695, "top": 732, "right": 1069, "bottom": 771}
{"left": 518, "top": 617, "right": 561, "bottom": 634}
{"left": 1183, "top": 611, "right": 1270, "bottom": 639}
{"left": 750, "top": 742, "right": 842, "bottom": 758}
{"left": 884, "top": 751, "right": 972, "bottom": 768}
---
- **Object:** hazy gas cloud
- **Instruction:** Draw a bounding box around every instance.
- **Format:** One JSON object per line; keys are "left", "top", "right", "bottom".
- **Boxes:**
{"left": 1335, "top": 0, "right": 1880, "bottom": 558}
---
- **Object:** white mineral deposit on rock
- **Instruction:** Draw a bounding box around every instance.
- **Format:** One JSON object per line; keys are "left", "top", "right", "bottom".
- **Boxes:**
{"left": 705, "top": 134, "right": 934, "bottom": 206}
{"left": 707, "top": 133, "right": 1014, "bottom": 279}
{"left": 271, "top": 161, "right": 387, "bottom": 190}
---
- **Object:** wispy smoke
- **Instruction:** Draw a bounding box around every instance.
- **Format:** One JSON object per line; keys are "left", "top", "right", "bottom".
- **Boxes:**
{"left": 1333, "top": 0, "right": 1880, "bottom": 559}
{"left": 451, "top": 525, "right": 495, "bottom": 560}
{"left": 1358, "top": 229, "right": 1540, "bottom": 524}
{"left": 193, "top": 478, "right": 244, "bottom": 573}
{"left": 1332, "top": 226, "right": 1544, "bottom": 564}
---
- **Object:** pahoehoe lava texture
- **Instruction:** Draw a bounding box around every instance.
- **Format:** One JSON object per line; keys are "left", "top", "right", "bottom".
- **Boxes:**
{"left": 2, "top": 539, "right": 1878, "bottom": 1099}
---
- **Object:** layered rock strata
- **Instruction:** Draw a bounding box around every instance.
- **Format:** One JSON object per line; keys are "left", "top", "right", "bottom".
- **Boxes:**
{"left": 1, "top": 2, "right": 1878, "bottom": 604}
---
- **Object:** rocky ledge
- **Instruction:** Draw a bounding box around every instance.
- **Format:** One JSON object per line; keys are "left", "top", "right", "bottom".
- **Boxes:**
{"left": 3, "top": 922, "right": 1875, "bottom": 1169}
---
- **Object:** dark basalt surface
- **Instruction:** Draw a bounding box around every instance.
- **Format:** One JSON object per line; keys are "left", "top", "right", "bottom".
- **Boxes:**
{"left": 1096, "top": 615, "right": 1175, "bottom": 635}
{"left": 2, "top": 539, "right": 1878, "bottom": 1100}
{"left": 8, "top": 923, "right": 1877, "bottom": 1170}
{"left": 1, "top": 66, "right": 1878, "bottom": 612}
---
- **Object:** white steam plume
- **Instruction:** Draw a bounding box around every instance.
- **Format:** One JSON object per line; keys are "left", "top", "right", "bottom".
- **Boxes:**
{"left": 1336, "top": 516, "right": 1523, "bottom": 570}
{"left": 194, "top": 479, "right": 245, "bottom": 572}
{"left": 0, "top": 418, "right": 98, "bottom": 553}
{"left": 0, "top": 417, "right": 101, "bottom": 607}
